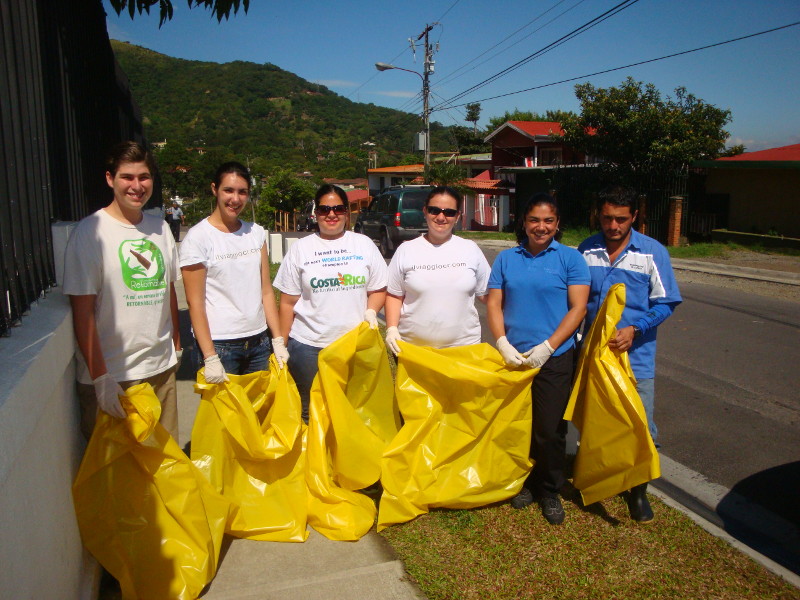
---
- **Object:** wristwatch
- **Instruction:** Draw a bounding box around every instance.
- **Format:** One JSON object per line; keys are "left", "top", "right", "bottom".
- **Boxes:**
{"left": 632, "top": 325, "right": 642, "bottom": 339}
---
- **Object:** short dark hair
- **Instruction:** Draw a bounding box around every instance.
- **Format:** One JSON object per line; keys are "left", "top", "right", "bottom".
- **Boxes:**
{"left": 213, "top": 161, "right": 251, "bottom": 190}
{"left": 105, "top": 141, "right": 155, "bottom": 176}
{"left": 515, "top": 192, "right": 561, "bottom": 244}
{"left": 315, "top": 183, "right": 348, "bottom": 205}
{"left": 597, "top": 185, "right": 638, "bottom": 213}
{"left": 426, "top": 186, "right": 463, "bottom": 211}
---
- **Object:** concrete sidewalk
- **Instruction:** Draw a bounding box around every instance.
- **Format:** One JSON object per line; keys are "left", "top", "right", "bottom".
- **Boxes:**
{"left": 172, "top": 279, "right": 425, "bottom": 600}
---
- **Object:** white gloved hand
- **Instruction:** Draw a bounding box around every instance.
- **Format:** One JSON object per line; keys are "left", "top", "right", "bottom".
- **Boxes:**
{"left": 496, "top": 336, "right": 524, "bottom": 367}
{"left": 92, "top": 373, "right": 126, "bottom": 419}
{"left": 203, "top": 354, "right": 229, "bottom": 384}
{"left": 272, "top": 336, "right": 289, "bottom": 369}
{"left": 385, "top": 326, "right": 402, "bottom": 356}
{"left": 523, "top": 340, "right": 555, "bottom": 369}
{"left": 364, "top": 308, "right": 378, "bottom": 329}
{"left": 175, "top": 348, "right": 183, "bottom": 367}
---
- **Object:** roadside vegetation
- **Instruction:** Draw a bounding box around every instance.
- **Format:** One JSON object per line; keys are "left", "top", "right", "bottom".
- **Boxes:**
{"left": 379, "top": 492, "right": 797, "bottom": 599}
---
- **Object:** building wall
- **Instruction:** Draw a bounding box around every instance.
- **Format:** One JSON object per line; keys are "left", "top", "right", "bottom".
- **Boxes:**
{"left": 705, "top": 168, "right": 800, "bottom": 237}
{"left": 0, "top": 224, "right": 98, "bottom": 600}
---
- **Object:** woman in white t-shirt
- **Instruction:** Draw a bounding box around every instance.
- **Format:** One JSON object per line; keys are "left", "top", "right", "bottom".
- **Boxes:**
{"left": 180, "top": 161, "right": 288, "bottom": 383}
{"left": 274, "top": 184, "right": 388, "bottom": 422}
{"left": 384, "top": 186, "right": 490, "bottom": 354}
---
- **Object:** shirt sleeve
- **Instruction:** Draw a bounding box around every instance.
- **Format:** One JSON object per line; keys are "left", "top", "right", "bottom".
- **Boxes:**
{"left": 274, "top": 243, "right": 303, "bottom": 296}
{"left": 366, "top": 241, "right": 389, "bottom": 291}
{"left": 162, "top": 220, "right": 181, "bottom": 282}
{"left": 386, "top": 246, "right": 406, "bottom": 297}
{"left": 62, "top": 224, "right": 102, "bottom": 296}
{"left": 474, "top": 244, "right": 491, "bottom": 296}
{"left": 565, "top": 248, "right": 591, "bottom": 286}
{"left": 178, "top": 225, "right": 209, "bottom": 268}
{"left": 488, "top": 250, "right": 506, "bottom": 290}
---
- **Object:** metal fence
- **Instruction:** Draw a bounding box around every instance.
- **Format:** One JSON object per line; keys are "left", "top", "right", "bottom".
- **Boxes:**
{"left": 0, "top": 0, "right": 146, "bottom": 336}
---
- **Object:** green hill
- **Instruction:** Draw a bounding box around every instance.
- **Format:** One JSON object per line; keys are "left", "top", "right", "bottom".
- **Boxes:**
{"left": 111, "top": 40, "right": 450, "bottom": 179}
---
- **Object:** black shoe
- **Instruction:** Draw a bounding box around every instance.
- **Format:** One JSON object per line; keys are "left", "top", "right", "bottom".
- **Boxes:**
{"left": 627, "top": 483, "right": 654, "bottom": 522}
{"left": 510, "top": 487, "right": 534, "bottom": 509}
{"left": 540, "top": 496, "right": 565, "bottom": 525}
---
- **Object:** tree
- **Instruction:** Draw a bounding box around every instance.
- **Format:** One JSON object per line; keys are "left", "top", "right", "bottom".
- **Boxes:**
{"left": 450, "top": 126, "right": 490, "bottom": 155}
{"left": 423, "top": 162, "right": 468, "bottom": 191}
{"left": 108, "top": 0, "right": 248, "bottom": 27}
{"left": 253, "top": 168, "right": 317, "bottom": 228}
{"left": 560, "top": 77, "right": 732, "bottom": 180}
{"left": 465, "top": 102, "right": 481, "bottom": 135}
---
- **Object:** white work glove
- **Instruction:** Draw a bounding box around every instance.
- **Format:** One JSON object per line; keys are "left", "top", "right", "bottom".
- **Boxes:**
{"left": 523, "top": 340, "right": 555, "bottom": 369}
{"left": 92, "top": 373, "right": 126, "bottom": 419}
{"left": 496, "top": 336, "right": 524, "bottom": 367}
{"left": 364, "top": 308, "right": 378, "bottom": 329}
{"left": 203, "top": 354, "right": 229, "bottom": 384}
{"left": 272, "top": 336, "right": 289, "bottom": 369}
{"left": 385, "top": 326, "right": 402, "bottom": 356}
{"left": 175, "top": 348, "right": 183, "bottom": 367}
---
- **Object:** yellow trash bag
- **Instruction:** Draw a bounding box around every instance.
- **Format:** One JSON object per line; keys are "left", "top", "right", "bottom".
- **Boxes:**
{"left": 72, "top": 383, "right": 229, "bottom": 600}
{"left": 306, "top": 323, "right": 400, "bottom": 540}
{"left": 564, "top": 283, "right": 660, "bottom": 506}
{"left": 377, "top": 342, "right": 536, "bottom": 531}
{"left": 191, "top": 356, "right": 308, "bottom": 542}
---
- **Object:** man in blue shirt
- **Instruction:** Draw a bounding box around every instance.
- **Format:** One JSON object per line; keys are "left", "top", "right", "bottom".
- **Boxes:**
{"left": 578, "top": 185, "right": 682, "bottom": 522}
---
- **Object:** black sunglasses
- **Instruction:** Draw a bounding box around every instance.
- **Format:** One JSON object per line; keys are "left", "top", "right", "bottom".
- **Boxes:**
{"left": 426, "top": 206, "right": 459, "bottom": 217}
{"left": 315, "top": 204, "right": 348, "bottom": 215}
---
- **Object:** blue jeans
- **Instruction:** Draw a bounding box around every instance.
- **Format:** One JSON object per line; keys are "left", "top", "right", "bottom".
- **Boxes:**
{"left": 195, "top": 330, "right": 272, "bottom": 376}
{"left": 636, "top": 378, "right": 657, "bottom": 444}
{"left": 286, "top": 337, "right": 322, "bottom": 423}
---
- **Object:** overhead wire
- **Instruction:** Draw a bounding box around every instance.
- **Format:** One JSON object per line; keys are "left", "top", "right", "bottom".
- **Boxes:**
{"left": 433, "top": 0, "right": 586, "bottom": 89}
{"left": 431, "top": 0, "right": 641, "bottom": 112}
{"left": 435, "top": 20, "right": 800, "bottom": 111}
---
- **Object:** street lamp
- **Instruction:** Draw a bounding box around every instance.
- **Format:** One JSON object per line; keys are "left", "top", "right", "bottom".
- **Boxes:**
{"left": 375, "top": 62, "right": 430, "bottom": 168}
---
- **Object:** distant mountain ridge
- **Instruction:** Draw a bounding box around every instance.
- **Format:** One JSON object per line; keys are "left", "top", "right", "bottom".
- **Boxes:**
{"left": 111, "top": 40, "right": 447, "bottom": 177}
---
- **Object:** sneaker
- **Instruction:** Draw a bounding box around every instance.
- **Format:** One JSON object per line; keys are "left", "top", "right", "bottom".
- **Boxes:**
{"left": 540, "top": 496, "right": 565, "bottom": 525}
{"left": 510, "top": 487, "right": 534, "bottom": 509}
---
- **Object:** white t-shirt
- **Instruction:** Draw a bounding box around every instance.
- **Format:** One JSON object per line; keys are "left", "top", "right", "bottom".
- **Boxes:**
{"left": 387, "top": 235, "right": 490, "bottom": 348}
{"left": 179, "top": 218, "right": 268, "bottom": 339}
{"left": 63, "top": 209, "right": 179, "bottom": 383}
{"left": 274, "top": 231, "right": 388, "bottom": 348}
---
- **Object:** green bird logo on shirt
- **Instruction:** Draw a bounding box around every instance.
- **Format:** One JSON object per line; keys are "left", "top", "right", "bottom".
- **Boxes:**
{"left": 118, "top": 239, "right": 166, "bottom": 291}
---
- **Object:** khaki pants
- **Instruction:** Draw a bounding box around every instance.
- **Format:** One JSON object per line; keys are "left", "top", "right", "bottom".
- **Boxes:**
{"left": 78, "top": 366, "right": 179, "bottom": 443}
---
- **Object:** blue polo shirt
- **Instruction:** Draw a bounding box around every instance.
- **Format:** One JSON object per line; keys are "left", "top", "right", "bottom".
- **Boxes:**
{"left": 488, "top": 240, "right": 590, "bottom": 356}
{"left": 578, "top": 230, "right": 682, "bottom": 379}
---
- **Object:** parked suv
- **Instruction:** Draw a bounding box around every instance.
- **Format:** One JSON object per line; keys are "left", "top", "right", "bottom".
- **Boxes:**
{"left": 295, "top": 201, "right": 318, "bottom": 232}
{"left": 354, "top": 186, "right": 432, "bottom": 257}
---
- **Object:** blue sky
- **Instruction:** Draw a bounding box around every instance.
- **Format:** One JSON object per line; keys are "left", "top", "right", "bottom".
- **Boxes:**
{"left": 104, "top": 0, "right": 799, "bottom": 151}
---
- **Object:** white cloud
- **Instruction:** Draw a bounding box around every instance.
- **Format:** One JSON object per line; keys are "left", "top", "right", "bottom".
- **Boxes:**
{"left": 372, "top": 90, "right": 418, "bottom": 98}
{"left": 313, "top": 80, "right": 358, "bottom": 88}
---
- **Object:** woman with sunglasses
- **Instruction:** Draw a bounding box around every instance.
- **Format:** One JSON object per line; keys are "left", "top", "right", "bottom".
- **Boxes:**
{"left": 275, "top": 184, "right": 388, "bottom": 422}
{"left": 487, "top": 193, "right": 589, "bottom": 525}
{"left": 180, "top": 161, "right": 287, "bottom": 384}
{"left": 384, "top": 186, "right": 490, "bottom": 354}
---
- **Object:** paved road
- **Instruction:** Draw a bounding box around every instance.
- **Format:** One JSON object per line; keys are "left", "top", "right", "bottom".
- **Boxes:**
{"left": 656, "top": 281, "right": 800, "bottom": 521}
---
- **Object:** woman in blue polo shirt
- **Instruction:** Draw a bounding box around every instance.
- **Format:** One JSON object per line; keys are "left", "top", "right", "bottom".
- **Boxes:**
{"left": 487, "top": 192, "right": 590, "bottom": 525}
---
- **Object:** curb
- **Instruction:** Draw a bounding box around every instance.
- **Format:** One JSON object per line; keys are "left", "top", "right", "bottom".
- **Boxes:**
{"left": 653, "top": 454, "right": 800, "bottom": 587}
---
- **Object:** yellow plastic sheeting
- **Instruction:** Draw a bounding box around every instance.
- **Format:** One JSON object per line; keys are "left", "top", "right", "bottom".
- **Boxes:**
{"left": 306, "top": 323, "right": 400, "bottom": 540}
{"left": 378, "top": 342, "right": 536, "bottom": 531}
{"left": 73, "top": 383, "right": 229, "bottom": 600}
{"left": 564, "top": 283, "right": 660, "bottom": 506}
{"left": 191, "top": 356, "right": 308, "bottom": 542}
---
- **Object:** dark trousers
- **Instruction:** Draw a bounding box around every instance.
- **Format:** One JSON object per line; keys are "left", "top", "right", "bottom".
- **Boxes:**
{"left": 527, "top": 347, "right": 575, "bottom": 498}
{"left": 169, "top": 219, "right": 181, "bottom": 242}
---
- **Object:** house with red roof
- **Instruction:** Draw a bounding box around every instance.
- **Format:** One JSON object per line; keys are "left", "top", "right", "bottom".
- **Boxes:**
{"left": 694, "top": 144, "right": 800, "bottom": 238}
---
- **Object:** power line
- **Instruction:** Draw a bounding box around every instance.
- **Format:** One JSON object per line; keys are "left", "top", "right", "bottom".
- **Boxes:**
{"left": 434, "top": 0, "right": 586, "bottom": 89}
{"left": 434, "top": 20, "right": 800, "bottom": 111}
{"left": 431, "top": 0, "right": 641, "bottom": 111}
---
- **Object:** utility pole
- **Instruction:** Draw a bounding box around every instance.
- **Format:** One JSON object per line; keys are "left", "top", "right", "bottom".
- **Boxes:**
{"left": 418, "top": 24, "right": 436, "bottom": 169}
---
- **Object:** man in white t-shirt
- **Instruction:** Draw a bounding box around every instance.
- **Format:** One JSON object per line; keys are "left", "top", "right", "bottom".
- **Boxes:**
{"left": 63, "top": 142, "right": 182, "bottom": 440}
